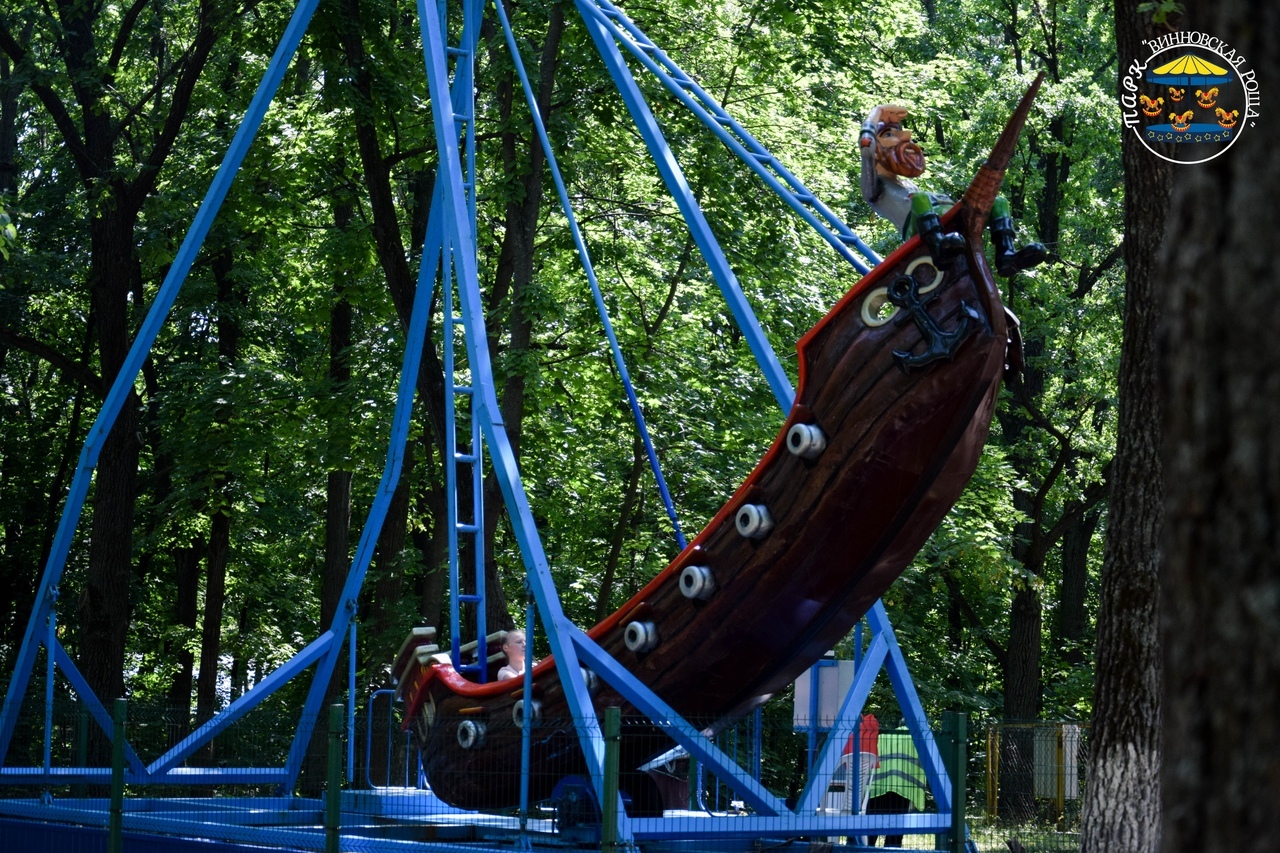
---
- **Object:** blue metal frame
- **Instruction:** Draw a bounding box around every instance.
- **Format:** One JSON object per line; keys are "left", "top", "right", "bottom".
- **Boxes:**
{"left": 492, "top": 0, "right": 687, "bottom": 551}
{"left": 1, "top": 0, "right": 962, "bottom": 847}
{"left": 576, "top": 0, "right": 881, "bottom": 275}
{"left": 576, "top": 1, "right": 796, "bottom": 413}
{"left": 413, "top": 2, "right": 621, "bottom": 836}
{"left": 0, "top": 0, "right": 330, "bottom": 782}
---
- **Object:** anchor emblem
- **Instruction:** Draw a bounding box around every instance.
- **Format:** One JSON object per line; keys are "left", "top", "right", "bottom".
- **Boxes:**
{"left": 888, "top": 273, "right": 984, "bottom": 371}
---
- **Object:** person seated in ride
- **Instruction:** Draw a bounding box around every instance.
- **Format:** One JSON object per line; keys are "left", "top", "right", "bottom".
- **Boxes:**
{"left": 497, "top": 629, "right": 527, "bottom": 681}
{"left": 859, "top": 104, "right": 1046, "bottom": 276}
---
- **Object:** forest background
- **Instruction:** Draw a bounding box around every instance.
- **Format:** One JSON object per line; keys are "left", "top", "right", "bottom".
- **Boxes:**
{"left": 0, "top": 0, "right": 1121, "bottom": 799}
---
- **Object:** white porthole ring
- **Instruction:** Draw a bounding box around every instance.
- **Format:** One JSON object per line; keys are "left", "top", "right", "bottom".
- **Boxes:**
{"left": 624, "top": 621, "right": 659, "bottom": 653}
{"left": 906, "top": 256, "right": 944, "bottom": 294}
{"left": 513, "top": 699, "right": 542, "bottom": 726}
{"left": 861, "top": 287, "right": 898, "bottom": 326}
{"left": 679, "top": 565, "right": 716, "bottom": 600}
{"left": 457, "top": 719, "right": 487, "bottom": 750}
{"left": 786, "top": 423, "right": 826, "bottom": 459}
{"left": 580, "top": 667, "right": 601, "bottom": 696}
{"left": 736, "top": 503, "right": 774, "bottom": 539}
{"left": 415, "top": 695, "right": 436, "bottom": 743}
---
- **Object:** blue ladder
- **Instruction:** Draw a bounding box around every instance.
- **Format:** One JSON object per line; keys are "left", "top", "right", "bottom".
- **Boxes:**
{"left": 439, "top": 0, "right": 490, "bottom": 680}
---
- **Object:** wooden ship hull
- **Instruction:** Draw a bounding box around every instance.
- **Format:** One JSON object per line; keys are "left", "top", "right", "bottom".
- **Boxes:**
{"left": 395, "top": 82, "right": 1040, "bottom": 814}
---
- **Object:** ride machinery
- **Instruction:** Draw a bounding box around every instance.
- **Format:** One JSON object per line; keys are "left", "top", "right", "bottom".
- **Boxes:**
{"left": 0, "top": 0, "right": 1039, "bottom": 845}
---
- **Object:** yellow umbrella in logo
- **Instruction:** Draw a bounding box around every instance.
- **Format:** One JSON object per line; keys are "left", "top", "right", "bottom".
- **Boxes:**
{"left": 1147, "top": 54, "right": 1233, "bottom": 85}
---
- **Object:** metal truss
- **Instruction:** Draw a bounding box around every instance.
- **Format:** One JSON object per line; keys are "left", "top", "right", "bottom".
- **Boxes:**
{"left": 0, "top": 0, "right": 963, "bottom": 847}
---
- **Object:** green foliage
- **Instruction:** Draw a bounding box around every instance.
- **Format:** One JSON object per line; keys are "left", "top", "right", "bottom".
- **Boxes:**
{"left": 0, "top": 0, "right": 1119, "bottom": 744}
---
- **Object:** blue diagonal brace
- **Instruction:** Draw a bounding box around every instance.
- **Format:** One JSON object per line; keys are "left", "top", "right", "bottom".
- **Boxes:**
{"left": 0, "top": 0, "right": 326, "bottom": 766}
{"left": 50, "top": 641, "right": 146, "bottom": 778}
{"left": 572, "top": 631, "right": 789, "bottom": 817}
{"left": 492, "top": 0, "right": 685, "bottom": 550}
{"left": 869, "top": 600, "right": 953, "bottom": 812}
{"left": 576, "top": 0, "right": 795, "bottom": 413}
{"left": 148, "top": 630, "right": 336, "bottom": 775}
{"left": 796, "top": 632, "right": 887, "bottom": 814}
{"left": 278, "top": 191, "right": 445, "bottom": 792}
{"left": 418, "top": 0, "right": 614, "bottom": 813}
{"left": 579, "top": 0, "right": 880, "bottom": 273}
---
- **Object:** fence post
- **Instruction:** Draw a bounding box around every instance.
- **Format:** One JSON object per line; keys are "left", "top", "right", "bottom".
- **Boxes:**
{"left": 602, "top": 706, "right": 621, "bottom": 853}
{"left": 107, "top": 698, "right": 126, "bottom": 853}
{"left": 985, "top": 724, "right": 997, "bottom": 819}
{"left": 73, "top": 705, "right": 88, "bottom": 798}
{"left": 327, "top": 704, "right": 343, "bottom": 853}
{"left": 943, "top": 711, "right": 968, "bottom": 853}
{"left": 1055, "top": 723, "right": 1066, "bottom": 825}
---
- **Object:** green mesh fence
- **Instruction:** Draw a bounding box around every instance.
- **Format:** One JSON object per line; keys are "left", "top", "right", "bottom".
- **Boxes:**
{"left": 0, "top": 688, "right": 1090, "bottom": 852}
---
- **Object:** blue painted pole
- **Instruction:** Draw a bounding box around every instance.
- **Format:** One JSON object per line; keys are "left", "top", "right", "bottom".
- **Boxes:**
{"left": 869, "top": 600, "right": 953, "bottom": 813}
{"left": 578, "top": 0, "right": 880, "bottom": 272}
{"left": 573, "top": 631, "right": 787, "bottom": 816}
{"left": 51, "top": 641, "right": 146, "bottom": 776}
{"left": 279, "top": 212, "right": 442, "bottom": 789}
{"left": 492, "top": 0, "right": 687, "bottom": 550}
{"left": 418, "top": 0, "right": 613, "bottom": 814}
{"left": 796, "top": 635, "right": 887, "bottom": 814}
{"left": 347, "top": 618, "right": 356, "bottom": 782}
{"left": 42, "top": 600, "right": 55, "bottom": 784}
{"left": 576, "top": 2, "right": 795, "bottom": 412}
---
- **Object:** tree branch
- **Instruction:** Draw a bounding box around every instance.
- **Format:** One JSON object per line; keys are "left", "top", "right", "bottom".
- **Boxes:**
{"left": 0, "top": 327, "right": 104, "bottom": 396}
{"left": 107, "top": 0, "right": 152, "bottom": 78}
{"left": 1025, "top": 459, "right": 1112, "bottom": 568}
{"left": 127, "top": 0, "right": 227, "bottom": 207}
{"left": 0, "top": 16, "right": 97, "bottom": 177}
{"left": 942, "top": 567, "right": 1008, "bottom": 667}
{"left": 1073, "top": 241, "right": 1123, "bottom": 298}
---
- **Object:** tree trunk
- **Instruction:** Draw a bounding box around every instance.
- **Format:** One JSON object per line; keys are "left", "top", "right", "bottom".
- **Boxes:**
{"left": 1078, "top": 5, "right": 1175, "bottom": 851}
{"left": 78, "top": 208, "right": 142, "bottom": 708}
{"left": 594, "top": 436, "right": 645, "bottom": 623}
{"left": 1000, "top": 582, "right": 1042, "bottom": 821}
{"left": 0, "top": 51, "right": 19, "bottom": 196}
{"left": 195, "top": 510, "right": 230, "bottom": 723}
{"left": 1159, "top": 2, "right": 1279, "bottom": 850}
{"left": 321, "top": 325, "right": 353, "bottom": 638}
{"left": 228, "top": 605, "right": 250, "bottom": 702}
{"left": 1058, "top": 508, "right": 1100, "bottom": 663}
{"left": 195, "top": 243, "right": 241, "bottom": 725}
{"left": 167, "top": 540, "right": 203, "bottom": 715}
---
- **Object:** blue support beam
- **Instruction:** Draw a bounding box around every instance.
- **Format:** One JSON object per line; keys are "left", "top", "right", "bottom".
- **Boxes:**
{"left": 572, "top": 632, "right": 788, "bottom": 817}
{"left": 576, "top": 0, "right": 796, "bottom": 412}
{"left": 416, "top": 1, "right": 623, "bottom": 837}
{"left": 628, "top": 812, "right": 952, "bottom": 841}
{"left": 795, "top": 633, "right": 887, "bottom": 814}
{"left": 279, "top": 182, "right": 444, "bottom": 791}
{"left": 869, "top": 600, "right": 954, "bottom": 813}
{"left": 492, "top": 0, "right": 687, "bottom": 551}
{"left": 150, "top": 631, "right": 336, "bottom": 776}
{"left": 577, "top": 0, "right": 881, "bottom": 274}
{"left": 49, "top": 642, "right": 146, "bottom": 777}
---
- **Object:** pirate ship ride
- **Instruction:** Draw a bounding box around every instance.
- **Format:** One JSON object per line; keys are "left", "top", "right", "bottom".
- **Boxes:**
{"left": 393, "top": 79, "right": 1042, "bottom": 813}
